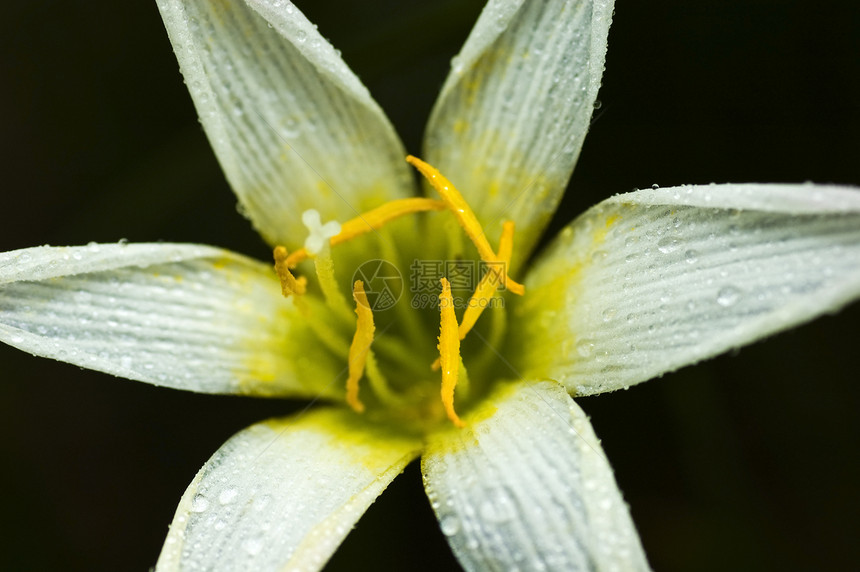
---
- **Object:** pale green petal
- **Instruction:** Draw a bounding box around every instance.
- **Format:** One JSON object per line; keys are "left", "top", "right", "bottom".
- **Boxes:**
{"left": 0, "top": 243, "right": 342, "bottom": 398}
{"left": 423, "top": 381, "right": 649, "bottom": 572}
{"left": 156, "top": 0, "right": 414, "bottom": 249}
{"left": 156, "top": 408, "right": 421, "bottom": 571}
{"left": 425, "top": 0, "right": 614, "bottom": 265}
{"left": 515, "top": 184, "right": 860, "bottom": 396}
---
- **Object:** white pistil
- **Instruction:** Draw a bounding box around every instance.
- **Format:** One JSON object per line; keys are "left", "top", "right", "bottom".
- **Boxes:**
{"left": 302, "top": 209, "right": 342, "bottom": 256}
{"left": 302, "top": 209, "right": 352, "bottom": 319}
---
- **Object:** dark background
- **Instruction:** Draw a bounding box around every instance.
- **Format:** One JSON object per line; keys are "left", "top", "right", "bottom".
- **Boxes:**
{"left": 1, "top": 1, "right": 858, "bottom": 570}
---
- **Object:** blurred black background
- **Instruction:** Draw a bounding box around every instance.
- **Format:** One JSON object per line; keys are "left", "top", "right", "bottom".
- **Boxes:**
{"left": 1, "top": 1, "right": 858, "bottom": 570}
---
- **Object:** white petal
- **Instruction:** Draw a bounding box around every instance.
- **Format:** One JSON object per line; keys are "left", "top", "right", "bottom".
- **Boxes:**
{"left": 423, "top": 381, "right": 649, "bottom": 571}
{"left": 156, "top": 0, "right": 414, "bottom": 248}
{"left": 515, "top": 184, "right": 860, "bottom": 396}
{"left": 156, "top": 408, "right": 421, "bottom": 571}
{"left": 424, "top": 0, "right": 614, "bottom": 264}
{"left": 0, "top": 243, "right": 342, "bottom": 397}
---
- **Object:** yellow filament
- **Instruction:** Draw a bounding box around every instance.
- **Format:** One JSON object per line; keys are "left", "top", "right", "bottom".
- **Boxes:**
{"left": 406, "top": 155, "right": 524, "bottom": 296}
{"left": 314, "top": 245, "right": 352, "bottom": 319}
{"left": 431, "top": 221, "right": 516, "bottom": 371}
{"left": 346, "top": 280, "right": 375, "bottom": 413}
{"left": 273, "top": 246, "right": 307, "bottom": 297}
{"left": 438, "top": 277, "right": 465, "bottom": 427}
{"left": 459, "top": 220, "right": 515, "bottom": 337}
{"left": 285, "top": 198, "right": 447, "bottom": 267}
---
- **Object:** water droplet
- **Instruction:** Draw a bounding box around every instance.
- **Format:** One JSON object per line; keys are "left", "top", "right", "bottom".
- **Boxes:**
{"left": 657, "top": 236, "right": 680, "bottom": 254}
{"left": 440, "top": 515, "right": 460, "bottom": 536}
{"left": 242, "top": 535, "right": 264, "bottom": 555}
{"left": 479, "top": 489, "right": 516, "bottom": 523}
{"left": 295, "top": 29, "right": 307, "bottom": 44}
{"left": 684, "top": 249, "right": 699, "bottom": 264}
{"left": 716, "top": 286, "right": 743, "bottom": 307}
{"left": 253, "top": 494, "right": 272, "bottom": 512}
{"left": 191, "top": 494, "right": 209, "bottom": 513}
{"left": 591, "top": 249, "right": 608, "bottom": 263}
{"left": 451, "top": 55, "right": 464, "bottom": 73}
{"left": 601, "top": 307, "right": 617, "bottom": 322}
{"left": 218, "top": 487, "right": 238, "bottom": 505}
{"left": 576, "top": 339, "right": 595, "bottom": 357}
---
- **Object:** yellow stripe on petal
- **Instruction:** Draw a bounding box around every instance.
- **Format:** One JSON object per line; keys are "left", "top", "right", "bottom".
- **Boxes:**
{"left": 346, "top": 280, "right": 375, "bottom": 413}
{"left": 438, "top": 277, "right": 465, "bottom": 428}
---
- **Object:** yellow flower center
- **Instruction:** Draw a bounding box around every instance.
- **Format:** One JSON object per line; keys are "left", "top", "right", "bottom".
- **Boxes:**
{"left": 273, "top": 156, "right": 524, "bottom": 429}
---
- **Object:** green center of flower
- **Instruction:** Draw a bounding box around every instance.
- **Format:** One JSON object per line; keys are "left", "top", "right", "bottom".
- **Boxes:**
{"left": 273, "top": 156, "right": 524, "bottom": 430}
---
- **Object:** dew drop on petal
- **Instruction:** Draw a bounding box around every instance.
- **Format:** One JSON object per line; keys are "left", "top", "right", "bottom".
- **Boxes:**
{"left": 439, "top": 515, "right": 460, "bottom": 536}
{"left": 576, "top": 339, "right": 595, "bottom": 357}
{"left": 479, "top": 489, "right": 515, "bottom": 523}
{"left": 218, "top": 487, "right": 238, "bottom": 505}
{"left": 716, "top": 286, "right": 743, "bottom": 307}
{"left": 657, "top": 236, "right": 680, "bottom": 254}
{"left": 242, "top": 535, "right": 264, "bottom": 556}
{"left": 191, "top": 494, "right": 209, "bottom": 513}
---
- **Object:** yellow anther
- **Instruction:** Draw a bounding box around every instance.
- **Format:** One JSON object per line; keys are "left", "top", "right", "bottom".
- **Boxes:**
{"left": 406, "top": 155, "right": 524, "bottom": 295}
{"left": 346, "top": 280, "right": 375, "bottom": 413}
{"left": 438, "top": 277, "right": 465, "bottom": 428}
{"left": 430, "top": 220, "right": 516, "bottom": 371}
{"left": 273, "top": 246, "right": 307, "bottom": 297}
{"left": 285, "top": 198, "right": 448, "bottom": 267}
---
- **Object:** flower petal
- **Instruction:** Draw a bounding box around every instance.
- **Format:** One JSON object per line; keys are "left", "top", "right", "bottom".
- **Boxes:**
{"left": 0, "top": 243, "right": 342, "bottom": 397}
{"left": 423, "top": 380, "right": 649, "bottom": 571}
{"left": 156, "top": 408, "right": 421, "bottom": 571}
{"left": 156, "top": 0, "right": 414, "bottom": 248}
{"left": 424, "top": 0, "right": 614, "bottom": 264}
{"left": 515, "top": 184, "right": 860, "bottom": 396}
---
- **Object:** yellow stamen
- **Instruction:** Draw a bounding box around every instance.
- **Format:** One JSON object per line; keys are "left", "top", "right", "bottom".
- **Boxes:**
{"left": 438, "top": 277, "right": 465, "bottom": 427}
{"left": 285, "top": 198, "right": 447, "bottom": 267}
{"left": 431, "top": 221, "right": 516, "bottom": 371}
{"left": 273, "top": 246, "right": 307, "bottom": 297}
{"left": 346, "top": 280, "right": 375, "bottom": 413}
{"left": 313, "top": 244, "right": 352, "bottom": 320}
{"left": 459, "top": 220, "right": 515, "bottom": 337}
{"left": 406, "top": 155, "right": 525, "bottom": 296}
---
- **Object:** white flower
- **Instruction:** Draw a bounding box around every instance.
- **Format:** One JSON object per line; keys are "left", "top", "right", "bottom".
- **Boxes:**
{"left": 1, "top": 1, "right": 858, "bottom": 570}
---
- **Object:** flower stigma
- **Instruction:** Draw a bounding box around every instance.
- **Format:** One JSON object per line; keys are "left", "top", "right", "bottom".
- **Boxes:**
{"left": 272, "top": 157, "right": 526, "bottom": 430}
